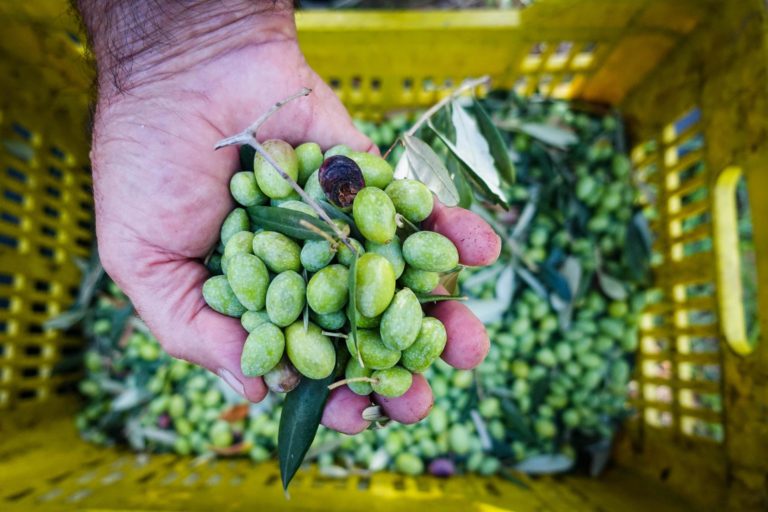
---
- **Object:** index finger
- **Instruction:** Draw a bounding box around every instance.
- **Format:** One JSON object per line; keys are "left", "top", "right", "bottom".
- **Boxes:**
{"left": 422, "top": 200, "right": 501, "bottom": 267}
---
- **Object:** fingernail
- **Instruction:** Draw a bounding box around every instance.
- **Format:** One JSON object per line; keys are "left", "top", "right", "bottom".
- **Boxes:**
{"left": 217, "top": 368, "right": 246, "bottom": 398}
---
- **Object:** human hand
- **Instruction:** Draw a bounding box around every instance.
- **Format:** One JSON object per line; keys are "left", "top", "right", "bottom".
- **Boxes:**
{"left": 81, "top": 0, "right": 501, "bottom": 433}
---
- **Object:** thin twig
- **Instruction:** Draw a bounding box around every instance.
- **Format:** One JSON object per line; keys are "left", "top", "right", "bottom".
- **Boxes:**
{"left": 394, "top": 213, "right": 421, "bottom": 232}
{"left": 214, "top": 89, "right": 356, "bottom": 253}
{"left": 382, "top": 75, "right": 491, "bottom": 159}
{"left": 214, "top": 88, "right": 312, "bottom": 149}
{"left": 299, "top": 220, "right": 340, "bottom": 247}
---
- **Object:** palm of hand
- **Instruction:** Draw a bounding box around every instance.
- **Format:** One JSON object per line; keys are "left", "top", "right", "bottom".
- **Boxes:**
{"left": 92, "top": 40, "right": 371, "bottom": 398}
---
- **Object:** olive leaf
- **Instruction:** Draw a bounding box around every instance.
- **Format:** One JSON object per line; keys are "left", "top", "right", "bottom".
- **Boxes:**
{"left": 586, "top": 437, "right": 613, "bottom": 477}
{"left": 465, "top": 298, "right": 508, "bottom": 324}
{"left": 624, "top": 210, "right": 652, "bottom": 282}
{"left": 111, "top": 387, "right": 151, "bottom": 412}
{"left": 417, "top": 293, "right": 466, "bottom": 304}
{"left": 431, "top": 102, "right": 456, "bottom": 143}
{"left": 247, "top": 206, "right": 336, "bottom": 240}
{"left": 472, "top": 98, "right": 515, "bottom": 184}
{"left": 529, "top": 375, "right": 550, "bottom": 408}
{"left": 552, "top": 256, "right": 581, "bottom": 329}
{"left": 428, "top": 119, "right": 508, "bottom": 209}
{"left": 439, "top": 267, "right": 462, "bottom": 295}
{"left": 108, "top": 304, "right": 134, "bottom": 345}
{"left": 499, "top": 469, "right": 532, "bottom": 490}
{"left": 447, "top": 156, "right": 474, "bottom": 209}
{"left": 348, "top": 250, "right": 360, "bottom": 363}
{"left": 399, "top": 135, "right": 460, "bottom": 207}
{"left": 597, "top": 271, "right": 628, "bottom": 300}
{"left": 500, "top": 398, "right": 534, "bottom": 443}
{"left": 515, "top": 454, "right": 575, "bottom": 475}
{"left": 518, "top": 122, "right": 578, "bottom": 150}
{"left": 538, "top": 263, "right": 572, "bottom": 302}
{"left": 393, "top": 149, "right": 410, "bottom": 180}
{"left": 317, "top": 200, "right": 362, "bottom": 240}
{"left": 278, "top": 373, "right": 335, "bottom": 490}
{"left": 516, "top": 267, "right": 548, "bottom": 299}
{"left": 141, "top": 427, "right": 179, "bottom": 446}
{"left": 302, "top": 269, "right": 310, "bottom": 332}
{"left": 44, "top": 307, "right": 86, "bottom": 330}
{"left": 495, "top": 265, "right": 516, "bottom": 306}
{"left": 462, "top": 264, "right": 504, "bottom": 290}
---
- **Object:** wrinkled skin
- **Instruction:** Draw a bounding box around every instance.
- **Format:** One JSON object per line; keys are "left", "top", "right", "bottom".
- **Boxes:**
{"left": 89, "top": 6, "right": 500, "bottom": 432}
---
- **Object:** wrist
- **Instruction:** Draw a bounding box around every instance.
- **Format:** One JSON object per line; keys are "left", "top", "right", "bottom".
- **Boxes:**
{"left": 76, "top": 0, "right": 296, "bottom": 97}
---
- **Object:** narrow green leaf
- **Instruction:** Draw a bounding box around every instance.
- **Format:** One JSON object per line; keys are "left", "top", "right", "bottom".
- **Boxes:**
{"left": 401, "top": 135, "right": 460, "bottom": 207}
{"left": 247, "top": 206, "right": 336, "bottom": 240}
{"left": 317, "top": 200, "right": 363, "bottom": 240}
{"left": 516, "top": 268, "right": 548, "bottom": 299}
{"left": 44, "top": 307, "right": 86, "bottom": 330}
{"left": 518, "top": 122, "right": 577, "bottom": 150}
{"left": 439, "top": 268, "right": 462, "bottom": 295}
{"left": 431, "top": 103, "right": 456, "bottom": 143}
{"left": 416, "top": 294, "right": 467, "bottom": 303}
{"left": 108, "top": 304, "right": 134, "bottom": 344}
{"left": 278, "top": 373, "right": 334, "bottom": 490}
{"left": 429, "top": 124, "right": 509, "bottom": 209}
{"left": 472, "top": 98, "right": 515, "bottom": 184}
{"left": 597, "top": 271, "right": 628, "bottom": 300}
{"left": 624, "top": 210, "right": 652, "bottom": 282}
{"left": 239, "top": 145, "right": 256, "bottom": 172}
{"left": 447, "top": 156, "right": 474, "bottom": 209}
{"left": 302, "top": 269, "right": 309, "bottom": 332}
{"left": 499, "top": 468, "right": 532, "bottom": 490}
{"left": 500, "top": 398, "right": 534, "bottom": 443}
{"left": 465, "top": 298, "right": 508, "bottom": 323}
{"left": 348, "top": 250, "right": 360, "bottom": 363}
{"left": 515, "top": 454, "right": 575, "bottom": 475}
{"left": 538, "top": 263, "right": 572, "bottom": 302}
{"left": 529, "top": 375, "right": 550, "bottom": 407}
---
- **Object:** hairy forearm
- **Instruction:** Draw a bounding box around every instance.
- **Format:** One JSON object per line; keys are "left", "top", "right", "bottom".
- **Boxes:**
{"left": 74, "top": 0, "right": 296, "bottom": 96}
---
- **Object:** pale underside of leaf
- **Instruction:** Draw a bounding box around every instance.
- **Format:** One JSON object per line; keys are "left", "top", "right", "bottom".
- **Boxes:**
{"left": 451, "top": 100, "right": 501, "bottom": 193}
{"left": 401, "top": 135, "right": 460, "bottom": 207}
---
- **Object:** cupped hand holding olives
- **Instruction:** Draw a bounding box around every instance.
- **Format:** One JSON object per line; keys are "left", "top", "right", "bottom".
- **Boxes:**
{"left": 204, "top": 140, "right": 501, "bottom": 433}
{"left": 83, "top": 2, "right": 499, "bottom": 437}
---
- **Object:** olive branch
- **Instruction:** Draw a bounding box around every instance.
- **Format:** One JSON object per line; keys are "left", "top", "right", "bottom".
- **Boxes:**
{"left": 215, "top": 88, "right": 357, "bottom": 253}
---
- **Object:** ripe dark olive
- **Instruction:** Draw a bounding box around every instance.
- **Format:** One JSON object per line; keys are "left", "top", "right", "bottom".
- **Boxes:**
{"left": 318, "top": 155, "right": 366, "bottom": 207}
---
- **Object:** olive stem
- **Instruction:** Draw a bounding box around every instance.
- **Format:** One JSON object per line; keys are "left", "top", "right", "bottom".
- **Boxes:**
{"left": 214, "top": 89, "right": 357, "bottom": 253}
{"left": 299, "top": 220, "right": 341, "bottom": 247}
{"left": 327, "top": 377, "right": 377, "bottom": 391}
{"left": 214, "top": 88, "right": 312, "bottom": 149}
{"left": 394, "top": 213, "right": 421, "bottom": 232}
{"left": 251, "top": 140, "right": 357, "bottom": 253}
{"left": 382, "top": 75, "right": 491, "bottom": 159}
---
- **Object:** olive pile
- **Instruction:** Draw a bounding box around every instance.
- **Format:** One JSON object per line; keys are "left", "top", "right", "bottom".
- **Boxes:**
{"left": 73, "top": 97, "right": 652, "bottom": 478}
{"left": 202, "top": 140, "right": 461, "bottom": 398}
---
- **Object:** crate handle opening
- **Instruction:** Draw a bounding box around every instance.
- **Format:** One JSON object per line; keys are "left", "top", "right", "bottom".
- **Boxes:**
{"left": 713, "top": 166, "right": 755, "bottom": 355}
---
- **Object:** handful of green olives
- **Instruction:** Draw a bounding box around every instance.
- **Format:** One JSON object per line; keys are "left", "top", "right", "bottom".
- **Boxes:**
{"left": 203, "top": 141, "right": 461, "bottom": 399}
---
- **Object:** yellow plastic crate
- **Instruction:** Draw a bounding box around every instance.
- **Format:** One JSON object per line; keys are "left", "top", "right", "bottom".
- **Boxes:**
{"left": 1, "top": 0, "right": 767, "bottom": 510}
